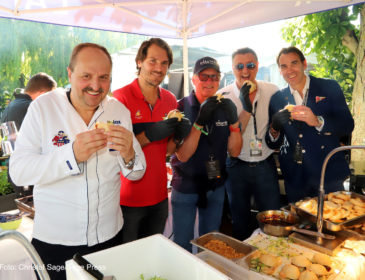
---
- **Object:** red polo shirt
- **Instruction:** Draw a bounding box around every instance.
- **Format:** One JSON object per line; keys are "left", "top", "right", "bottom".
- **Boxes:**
{"left": 113, "top": 79, "right": 177, "bottom": 207}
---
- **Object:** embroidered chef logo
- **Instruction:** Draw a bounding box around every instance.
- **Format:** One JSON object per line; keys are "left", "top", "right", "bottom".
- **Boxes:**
{"left": 52, "top": 131, "right": 70, "bottom": 147}
{"left": 315, "top": 96, "right": 326, "bottom": 103}
{"left": 135, "top": 110, "right": 142, "bottom": 120}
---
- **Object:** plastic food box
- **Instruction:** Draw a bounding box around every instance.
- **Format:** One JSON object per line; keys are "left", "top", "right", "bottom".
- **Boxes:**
{"left": 66, "top": 234, "right": 232, "bottom": 280}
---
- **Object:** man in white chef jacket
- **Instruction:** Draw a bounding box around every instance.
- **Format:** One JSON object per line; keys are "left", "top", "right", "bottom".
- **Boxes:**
{"left": 9, "top": 42, "right": 146, "bottom": 280}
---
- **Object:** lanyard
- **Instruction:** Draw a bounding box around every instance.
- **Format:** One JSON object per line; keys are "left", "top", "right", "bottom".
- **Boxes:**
{"left": 251, "top": 101, "right": 258, "bottom": 138}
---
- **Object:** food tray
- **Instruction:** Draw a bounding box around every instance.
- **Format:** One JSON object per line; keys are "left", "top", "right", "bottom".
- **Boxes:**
{"left": 14, "top": 195, "right": 34, "bottom": 218}
{"left": 196, "top": 251, "right": 252, "bottom": 280}
{"left": 290, "top": 191, "right": 365, "bottom": 231}
{"left": 191, "top": 232, "right": 257, "bottom": 261}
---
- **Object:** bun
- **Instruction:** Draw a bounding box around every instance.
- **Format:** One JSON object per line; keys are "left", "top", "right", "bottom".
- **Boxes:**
{"left": 284, "top": 104, "right": 295, "bottom": 112}
{"left": 95, "top": 122, "right": 111, "bottom": 131}
{"left": 312, "top": 253, "right": 332, "bottom": 267}
{"left": 299, "top": 270, "right": 319, "bottom": 280}
{"left": 291, "top": 255, "right": 311, "bottom": 268}
{"left": 243, "top": 80, "right": 257, "bottom": 93}
{"left": 279, "top": 264, "right": 300, "bottom": 279}
{"left": 308, "top": 264, "right": 328, "bottom": 276}
{"left": 165, "top": 109, "right": 184, "bottom": 121}
{"left": 259, "top": 253, "right": 281, "bottom": 267}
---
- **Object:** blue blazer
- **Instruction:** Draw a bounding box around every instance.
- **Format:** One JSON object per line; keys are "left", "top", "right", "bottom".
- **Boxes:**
{"left": 265, "top": 76, "right": 354, "bottom": 190}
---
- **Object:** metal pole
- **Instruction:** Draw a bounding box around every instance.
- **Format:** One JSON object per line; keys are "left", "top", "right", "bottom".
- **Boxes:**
{"left": 316, "top": 145, "right": 365, "bottom": 244}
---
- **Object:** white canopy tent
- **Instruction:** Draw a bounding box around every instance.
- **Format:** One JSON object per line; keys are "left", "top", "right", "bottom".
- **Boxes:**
{"left": 1, "top": 0, "right": 364, "bottom": 95}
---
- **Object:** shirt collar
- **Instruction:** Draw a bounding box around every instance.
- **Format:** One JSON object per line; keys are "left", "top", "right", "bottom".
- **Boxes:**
{"left": 288, "top": 74, "right": 310, "bottom": 96}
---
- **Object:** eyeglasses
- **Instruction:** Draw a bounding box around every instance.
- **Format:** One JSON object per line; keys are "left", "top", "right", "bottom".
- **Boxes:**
{"left": 198, "top": 73, "right": 220, "bottom": 82}
{"left": 235, "top": 62, "right": 256, "bottom": 70}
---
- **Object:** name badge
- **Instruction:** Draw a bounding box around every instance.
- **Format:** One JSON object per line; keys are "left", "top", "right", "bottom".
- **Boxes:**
{"left": 205, "top": 158, "right": 221, "bottom": 180}
{"left": 250, "top": 138, "right": 263, "bottom": 157}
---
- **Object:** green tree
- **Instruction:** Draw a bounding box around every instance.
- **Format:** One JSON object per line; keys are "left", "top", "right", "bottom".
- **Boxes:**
{"left": 0, "top": 18, "right": 147, "bottom": 109}
{"left": 281, "top": 4, "right": 365, "bottom": 161}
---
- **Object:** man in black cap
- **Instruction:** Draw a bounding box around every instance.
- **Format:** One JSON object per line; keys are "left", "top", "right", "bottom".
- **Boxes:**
{"left": 170, "top": 56, "right": 242, "bottom": 252}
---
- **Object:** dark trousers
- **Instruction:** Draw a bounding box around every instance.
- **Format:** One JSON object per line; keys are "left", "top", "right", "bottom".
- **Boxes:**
{"left": 225, "top": 155, "right": 281, "bottom": 240}
{"left": 31, "top": 230, "right": 123, "bottom": 280}
{"left": 119, "top": 198, "right": 168, "bottom": 244}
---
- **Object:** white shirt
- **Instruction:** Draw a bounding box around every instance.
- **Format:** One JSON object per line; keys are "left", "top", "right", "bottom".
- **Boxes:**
{"left": 9, "top": 88, "right": 146, "bottom": 246}
{"left": 218, "top": 80, "right": 279, "bottom": 162}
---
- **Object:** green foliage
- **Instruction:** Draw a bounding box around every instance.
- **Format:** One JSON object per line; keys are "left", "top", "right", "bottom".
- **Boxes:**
{"left": 281, "top": 4, "right": 363, "bottom": 104}
{"left": 0, "top": 170, "right": 13, "bottom": 196}
{"left": 0, "top": 18, "right": 148, "bottom": 110}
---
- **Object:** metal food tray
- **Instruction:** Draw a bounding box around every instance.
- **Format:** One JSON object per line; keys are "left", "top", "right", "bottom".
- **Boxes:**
{"left": 14, "top": 195, "right": 34, "bottom": 219}
{"left": 191, "top": 232, "right": 257, "bottom": 261}
{"left": 291, "top": 191, "right": 365, "bottom": 231}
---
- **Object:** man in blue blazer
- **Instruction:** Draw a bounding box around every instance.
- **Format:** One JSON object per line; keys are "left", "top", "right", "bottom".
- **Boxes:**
{"left": 265, "top": 46, "right": 354, "bottom": 203}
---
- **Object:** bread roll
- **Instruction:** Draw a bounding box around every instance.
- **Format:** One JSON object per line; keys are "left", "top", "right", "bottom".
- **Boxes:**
{"left": 243, "top": 80, "right": 257, "bottom": 93}
{"left": 279, "top": 264, "right": 300, "bottom": 279}
{"left": 291, "top": 255, "right": 311, "bottom": 268}
{"left": 308, "top": 263, "right": 328, "bottom": 276}
{"left": 284, "top": 104, "right": 295, "bottom": 112}
{"left": 299, "top": 270, "right": 319, "bottom": 280}
{"left": 166, "top": 109, "right": 184, "bottom": 121}
{"left": 259, "top": 253, "right": 281, "bottom": 267}
{"left": 95, "top": 122, "right": 111, "bottom": 131}
{"left": 312, "top": 253, "right": 332, "bottom": 267}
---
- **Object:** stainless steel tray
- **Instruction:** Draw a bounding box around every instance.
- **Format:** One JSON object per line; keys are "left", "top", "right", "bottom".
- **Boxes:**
{"left": 191, "top": 232, "right": 257, "bottom": 261}
{"left": 291, "top": 191, "right": 365, "bottom": 231}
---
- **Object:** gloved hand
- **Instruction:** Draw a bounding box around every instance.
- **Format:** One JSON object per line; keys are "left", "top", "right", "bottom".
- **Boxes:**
{"left": 220, "top": 98, "right": 238, "bottom": 125}
{"left": 272, "top": 109, "right": 290, "bottom": 131}
{"left": 195, "top": 96, "right": 220, "bottom": 126}
{"left": 239, "top": 83, "right": 252, "bottom": 113}
{"left": 145, "top": 118, "right": 178, "bottom": 142}
{"left": 174, "top": 117, "right": 191, "bottom": 142}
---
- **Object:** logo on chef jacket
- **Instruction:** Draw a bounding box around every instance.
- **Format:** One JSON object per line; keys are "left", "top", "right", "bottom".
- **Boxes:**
{"left": 135, "top": 110, "right": 142, "bottom": 120}
{"left": 52, "top": 131, "right": 70, "bottom": 147}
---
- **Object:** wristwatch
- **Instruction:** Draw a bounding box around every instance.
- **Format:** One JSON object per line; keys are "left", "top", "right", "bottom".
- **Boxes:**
{"left": 124, "top": 157, "right": 135, "bottom": 169}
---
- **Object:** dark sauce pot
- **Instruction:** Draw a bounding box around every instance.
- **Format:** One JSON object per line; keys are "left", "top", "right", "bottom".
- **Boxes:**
{"left": 257, "top": 210, "right": 335, "bottom": 239}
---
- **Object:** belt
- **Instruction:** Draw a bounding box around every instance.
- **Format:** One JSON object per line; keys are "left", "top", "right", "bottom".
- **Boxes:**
{"left": 236, "top": 155, "right": 273, "bottom": 167}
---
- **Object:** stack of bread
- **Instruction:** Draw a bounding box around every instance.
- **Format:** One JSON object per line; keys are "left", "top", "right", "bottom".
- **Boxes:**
{"left": 295, "top": 191, "right": 365, "bottom": 223}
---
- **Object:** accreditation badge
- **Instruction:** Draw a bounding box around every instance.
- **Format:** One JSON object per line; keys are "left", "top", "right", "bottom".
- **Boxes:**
{"left": 205, "top": 157, "right": 221, "bottom": 180}
{"left": 249, "top": 138, "right": 263, "bottom": 157}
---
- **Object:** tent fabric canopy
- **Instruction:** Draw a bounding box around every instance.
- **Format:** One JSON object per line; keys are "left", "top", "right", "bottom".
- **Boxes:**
{"left": 1, "top": 0, "right": 364, "bottom": 95}
{"left": 0, "top": 0, "right": 364, "bottom": 39}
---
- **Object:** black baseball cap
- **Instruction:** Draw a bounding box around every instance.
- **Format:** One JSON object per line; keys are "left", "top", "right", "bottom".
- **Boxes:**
{"left": 193, "top": 56, "right": 220, "bottom": 74}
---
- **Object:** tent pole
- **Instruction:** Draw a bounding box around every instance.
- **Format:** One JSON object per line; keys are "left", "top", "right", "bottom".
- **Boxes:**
{"left": 182, "top": 0, "right": 189, "bottom": 97}
{"left": 183, "top": 34, "right": 189, "bottom": 97}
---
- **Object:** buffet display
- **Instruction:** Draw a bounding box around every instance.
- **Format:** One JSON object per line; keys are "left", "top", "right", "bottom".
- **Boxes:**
{"left": 190, "top": 191, "right": 365, "bottom": 280}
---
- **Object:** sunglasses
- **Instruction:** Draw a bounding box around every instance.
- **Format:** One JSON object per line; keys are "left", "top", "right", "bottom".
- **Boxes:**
{"left": 198, "top": 73, "right": 220, "bottom": 82}
{"left": 235, "top": 62, "right": 256, "bottom": 70}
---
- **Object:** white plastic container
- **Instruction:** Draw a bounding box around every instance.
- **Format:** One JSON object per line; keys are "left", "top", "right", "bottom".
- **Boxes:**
{"left": 66, "top": 234, "right": 231, "bottom": 280}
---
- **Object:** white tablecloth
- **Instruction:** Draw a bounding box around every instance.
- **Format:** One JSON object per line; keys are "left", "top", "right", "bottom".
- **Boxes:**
{"left": 0, "top": 212, "right": 37, "bottom": 280}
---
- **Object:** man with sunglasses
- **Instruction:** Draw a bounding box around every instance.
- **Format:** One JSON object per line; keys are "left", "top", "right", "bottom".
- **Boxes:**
{"left": 218, "top": 47, "right": 281, "bottom": 240}
{"left": 170, "top": 56, "right": 242, "bottom": 252}
{"left": 265, "top": 46, "right": 354, "bottom": 203}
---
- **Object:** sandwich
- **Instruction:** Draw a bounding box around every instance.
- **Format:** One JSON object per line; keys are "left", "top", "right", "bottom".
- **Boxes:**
{"left": 243, "top": 80, "right": 257, "bottom": 94}
{"left": 95, "top": 121, "right": 111, "bottom": 131}
{"left": 164, "top": 109, "right": 184, "bottom": 121}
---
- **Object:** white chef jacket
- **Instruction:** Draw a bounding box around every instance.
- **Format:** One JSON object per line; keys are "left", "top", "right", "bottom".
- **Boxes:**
{"left": 9, "top": 88, "right": 146, "bottom": 246}
{"left": 218, "top": 80, "right": 279, "bottom": 162}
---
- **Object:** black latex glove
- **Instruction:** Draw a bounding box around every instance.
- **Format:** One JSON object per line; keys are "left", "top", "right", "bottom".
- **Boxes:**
{"left": 272, "top": 109, "right": 290, "bottom": 131}
{"left": 174, "top": 117, "right": 191, "bottom": 142}
{"left": 145, "top": 118, "right": 178, "bottom": 142}
{"left": 220, "top": 98, "right": 238, "bottom": 125}
{"left": 195, "top": 96, "right": 220, "bottom": 126}
{"left": 239, "top": 83, "right": 252, "bottom": 113}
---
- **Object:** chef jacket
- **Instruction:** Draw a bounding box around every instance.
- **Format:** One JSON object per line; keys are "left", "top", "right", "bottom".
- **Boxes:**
{"left": 9, "top": 88, "right": 146, "bottom": 246}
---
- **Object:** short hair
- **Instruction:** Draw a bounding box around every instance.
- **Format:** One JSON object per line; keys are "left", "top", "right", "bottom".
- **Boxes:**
{"left": 135, "top": 38, "right": 173, "bottom": 75}
{"left": 68, "top": 42, "right": 112, "bottom": 72}
{"left": 25, "top": 72, "right": 57, "bottom": 94}
{"left": 276, "top": 46, "right": 306, "bottom": 65}
{"left": 232, "top": 47, "right": 258, "bottom": 61}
